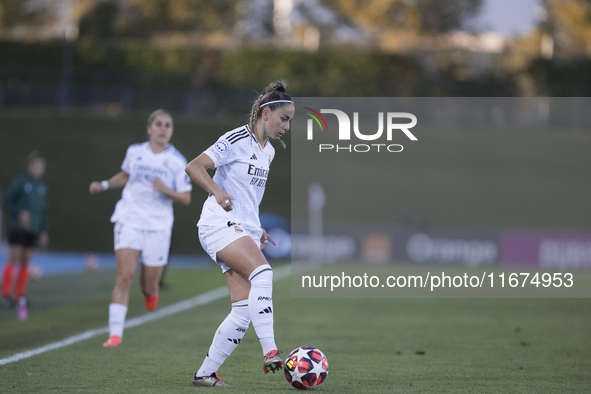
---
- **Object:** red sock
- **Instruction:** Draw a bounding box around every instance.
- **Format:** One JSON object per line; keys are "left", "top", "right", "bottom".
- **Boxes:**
{"left": 2, "top": 263, "right": 14, "bottom": 298}
{"left": 15, "top": 265, "right": 29, "bottom": 299}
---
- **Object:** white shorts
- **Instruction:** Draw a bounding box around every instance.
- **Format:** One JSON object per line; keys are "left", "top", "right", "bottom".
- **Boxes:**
{"left": 114, "top": 222, "right": 171, "bottom": 267}
{"left": 198, "top": 222, "right": 262, "bottom": 273}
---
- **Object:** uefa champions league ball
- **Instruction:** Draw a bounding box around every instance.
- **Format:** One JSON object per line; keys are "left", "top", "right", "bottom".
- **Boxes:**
{"left": 284, "top": 346, "right": 329, "bottom": 390}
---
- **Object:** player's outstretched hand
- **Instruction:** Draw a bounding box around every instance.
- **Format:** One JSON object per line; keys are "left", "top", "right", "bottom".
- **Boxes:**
{"left": 39, "top": 231, "right": 49, "bottom": 248}
{"left": 260, "top": 227, "right": 276, "bottom": 250}
{"left": 89, "top": 182, "right": 103, "bottom": 194}
{"left": 19, "top": 210, "right": 32, "bottom": 230}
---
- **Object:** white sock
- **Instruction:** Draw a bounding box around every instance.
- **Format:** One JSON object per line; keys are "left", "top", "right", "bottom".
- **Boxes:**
{"left": 108, "top": 303, "right": 128, "bottom": 338}
{"left": 197, "top": 300, "right": 250, "bottom": 377}
{"left": 248, "top": 265, "right": 276, "bottom": 354}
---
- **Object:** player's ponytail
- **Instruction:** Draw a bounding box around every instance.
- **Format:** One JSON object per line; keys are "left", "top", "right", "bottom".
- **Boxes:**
{"left": 249, "top": 80, "right": 292, "bottom": 149}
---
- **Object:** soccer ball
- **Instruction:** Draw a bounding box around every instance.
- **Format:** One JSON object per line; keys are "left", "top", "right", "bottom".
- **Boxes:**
{"left": 284, "top": 346, "right": 329, "bottom": 390}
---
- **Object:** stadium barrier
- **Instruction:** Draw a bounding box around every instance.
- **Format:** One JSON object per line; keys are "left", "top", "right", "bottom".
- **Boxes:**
{"left": 290, "top": 225, "right": 591, "bottom": 270}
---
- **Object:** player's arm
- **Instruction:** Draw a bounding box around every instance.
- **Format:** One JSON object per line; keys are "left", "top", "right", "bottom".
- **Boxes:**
{"left": 5, "top": 178, "right": 31, "bottom": 229}
{"left": 89, "top": 171, "right": 129, "bottom": 194}
{"left": 4, "top": 177, "right": 24, "bottom": 214}
{"left": 152, "top": 178, "right": 191, "bottom": 206}
{"left": 185, "top": 153, "right": 234, "bottom": 212}
{"left": 39, "top": 186, "right": 49, "bottom": 248}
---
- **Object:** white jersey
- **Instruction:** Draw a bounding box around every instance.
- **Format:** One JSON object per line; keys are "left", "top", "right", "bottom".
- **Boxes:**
{"left": 110, "top": 141, "right": 192, "bottom": 230}
{"left": 198, "top": 125, "right": 275, "bottom": 233}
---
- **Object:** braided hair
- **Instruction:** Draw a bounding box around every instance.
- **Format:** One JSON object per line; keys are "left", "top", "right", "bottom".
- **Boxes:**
{"left": 248, "top": 80, "right": 292, "bottom": 149}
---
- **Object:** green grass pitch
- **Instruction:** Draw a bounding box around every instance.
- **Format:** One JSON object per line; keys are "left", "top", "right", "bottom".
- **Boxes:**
{"left": 1, "top": 264, "right": 590, "bottom": 393}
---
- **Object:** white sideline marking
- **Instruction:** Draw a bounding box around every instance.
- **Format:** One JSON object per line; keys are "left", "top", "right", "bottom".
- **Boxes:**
{"left": 0, "top": 264, "right": 292, "bottom": 366}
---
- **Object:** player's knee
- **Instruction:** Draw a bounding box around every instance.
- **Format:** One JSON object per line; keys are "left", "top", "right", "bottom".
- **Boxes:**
{"left": 117, "top": 272, "right": 135, "bottom": 289}
{"left": 249, "top": 264, "right": 273, "bottom": 282}
{"left": 248, "top": 265, "right": 273, "bottom": 291}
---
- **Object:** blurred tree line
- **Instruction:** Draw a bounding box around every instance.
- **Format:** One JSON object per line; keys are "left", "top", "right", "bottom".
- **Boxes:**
{"left": 0, "top": 0, "right": 50, "bottom": 29}
{"left": 75, "top": 0, "right": 481, "bottom": 37}
{"left": 522, "top": 0, "right": 591, "bottom": 95}
{"left": 1, "top": 0, "right": 591, "bottom": 97}
{"left": 78, "top": 0, "right": 238, "bottom": 37}
{"left": 323, "top": 0, "right": 481, "bottom": 34}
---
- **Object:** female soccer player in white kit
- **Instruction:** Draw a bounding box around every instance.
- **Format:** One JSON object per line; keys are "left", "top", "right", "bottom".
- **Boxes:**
{"left": 89, "top": 109, "right": 192, "bottom": 347}
{"left": 186, "top": 81, "right": 294, "bottom": 387}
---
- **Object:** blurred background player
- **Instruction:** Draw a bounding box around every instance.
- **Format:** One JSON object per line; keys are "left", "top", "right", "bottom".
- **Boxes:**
{"left": 89, "top": 109, "right": 192, "bottom": 347}
{"left": 185, "top": 81, "right": 294, "bottom": 387}
{"left": 1, "top": 151, "right": 48, "bottom": 320}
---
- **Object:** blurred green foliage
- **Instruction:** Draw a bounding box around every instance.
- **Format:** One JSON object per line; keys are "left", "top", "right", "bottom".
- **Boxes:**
{"left": 526, "top": 57, "right": 591, "bottom": 96}
{"left": 0, "top": 39, "right": 519, "bottom": 96}
{"left": 324, "top": 0, "right": 482, "bottom": 34}
{"left": 0, "top": 40, "right": 64, "bottom": 66}
{"left": 78, "top": 0, "right": 238, "bottom": 37}
{"left": 218, "top": 49, "right": 429, "bottom": 96}
{"left": 0, "top": 0, "right": 51, "bottom": 29}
